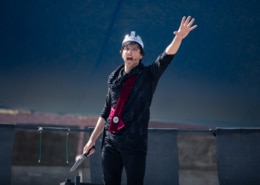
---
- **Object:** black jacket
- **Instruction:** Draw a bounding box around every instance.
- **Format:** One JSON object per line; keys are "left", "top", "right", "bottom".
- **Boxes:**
{"left": 100, "top": 52, "right": 174, "bottom": 150}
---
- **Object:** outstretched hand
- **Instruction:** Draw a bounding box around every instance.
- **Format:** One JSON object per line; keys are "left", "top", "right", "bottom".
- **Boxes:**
{"left": 174, "top": 16, "right": 197, "bottom": 39}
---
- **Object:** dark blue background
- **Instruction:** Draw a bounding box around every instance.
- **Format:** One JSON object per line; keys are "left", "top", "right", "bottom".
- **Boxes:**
{"left": 1, "top": 0, "right": 259, "bottom": 127}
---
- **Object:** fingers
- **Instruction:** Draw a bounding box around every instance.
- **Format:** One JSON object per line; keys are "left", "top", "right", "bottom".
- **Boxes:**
{"left": 184, "top": 16, "right": 191, "bottom": 26}
{"left": 182, "top": 16, "right": 197, "bottom": 29}
{"left": 83, "top": 143, "right": 94, "bottom": 153}
{"left": 190, "top": 25, "right": 198, "bottom": 31}
{"left": 83, "top": 145, "right": 96, "bottom": 156}
{"left": 175, "top": 16, "right": 197, "bottom": 39}
{"left": 181, "top": 16, "right": 186, "bottom": 25}
{"left": 187, "top": 17, "right": 195, "bottom": 27}
{"left": 83, "top": 145, "right": 90, "bottom": 153}
{"left": 88, "top": 147, "right": 95, "bottom": 156}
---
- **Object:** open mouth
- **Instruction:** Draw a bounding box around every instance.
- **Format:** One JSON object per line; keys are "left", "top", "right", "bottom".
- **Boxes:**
{"left": 126, "top": 57, "right": 133, "bottom": 61}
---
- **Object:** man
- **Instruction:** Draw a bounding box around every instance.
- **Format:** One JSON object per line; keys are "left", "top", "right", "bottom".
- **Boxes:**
{"left": 83, "top": 16, "right": 197, "bottom": 185}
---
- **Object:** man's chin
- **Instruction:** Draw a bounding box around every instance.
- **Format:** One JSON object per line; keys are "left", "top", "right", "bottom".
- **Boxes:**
{"left": 124, "top": 60, "right": 133, "bottom": 64}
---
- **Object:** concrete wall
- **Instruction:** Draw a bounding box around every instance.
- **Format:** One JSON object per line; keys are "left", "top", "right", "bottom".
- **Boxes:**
{"left": 178, "top": 133, "right": 218, "bottom": 185}
{"left": 11, "top": 129, "right": 219, "bottom": 185}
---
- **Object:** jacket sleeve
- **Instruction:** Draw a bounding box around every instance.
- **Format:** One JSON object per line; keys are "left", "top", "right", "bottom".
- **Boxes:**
{"left": 99, "top": 89, "right": 111, "bottom": 120}
{"left": 148, "top": 52, "right": 175, "bottom": 80}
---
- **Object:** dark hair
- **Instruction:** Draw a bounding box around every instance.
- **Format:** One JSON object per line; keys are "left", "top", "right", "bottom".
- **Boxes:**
{"left": 120, "top": 41, "right": 145, "bottom": 56}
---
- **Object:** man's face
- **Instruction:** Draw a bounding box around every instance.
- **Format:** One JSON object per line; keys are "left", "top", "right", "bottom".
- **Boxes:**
{"left": 121, "top": 43, "right": 143, "bottom": 71}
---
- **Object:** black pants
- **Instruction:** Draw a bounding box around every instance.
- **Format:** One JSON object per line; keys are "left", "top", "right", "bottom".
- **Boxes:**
{"left": 101, "top": 137, "right": 147, "bottom": 185}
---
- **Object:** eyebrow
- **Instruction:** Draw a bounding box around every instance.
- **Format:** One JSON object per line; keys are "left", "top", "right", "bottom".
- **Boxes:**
{"left": 125, "top": 45, "right": 140, "bottom": 49}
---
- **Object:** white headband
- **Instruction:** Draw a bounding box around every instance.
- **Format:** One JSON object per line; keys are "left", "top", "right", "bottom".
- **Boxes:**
{"left": 122, "top": 31, "right": 144, "bottom": 49}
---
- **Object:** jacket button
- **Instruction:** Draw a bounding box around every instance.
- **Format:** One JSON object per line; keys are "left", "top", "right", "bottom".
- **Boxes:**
{"left": 113, "top": 116, "right": 119, "bottom": 123}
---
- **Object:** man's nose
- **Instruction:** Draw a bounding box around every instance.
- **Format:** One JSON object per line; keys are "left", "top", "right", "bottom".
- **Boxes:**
{"left": 127, "top": 49, "right": 132, "bottom": 54}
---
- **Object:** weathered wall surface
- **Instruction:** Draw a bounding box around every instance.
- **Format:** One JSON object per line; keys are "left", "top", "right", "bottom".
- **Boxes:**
{"left": 178, "top": 133, "right": 218, "bottom": 185}
{"left": 11, "top": 129, "right": 219, "bottom": 185}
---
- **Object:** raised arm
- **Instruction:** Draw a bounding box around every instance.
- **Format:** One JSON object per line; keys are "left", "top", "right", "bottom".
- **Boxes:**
{"left": 165, "top": 16, "right": 197, "bottom": 55}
